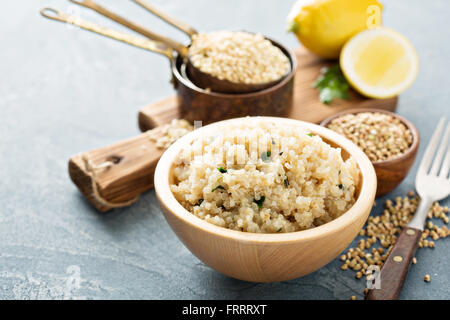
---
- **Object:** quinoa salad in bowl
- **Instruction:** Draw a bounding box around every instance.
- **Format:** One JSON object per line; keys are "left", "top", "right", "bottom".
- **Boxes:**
{"left": 169, "top": 118, "right": 361, "bottom": 233}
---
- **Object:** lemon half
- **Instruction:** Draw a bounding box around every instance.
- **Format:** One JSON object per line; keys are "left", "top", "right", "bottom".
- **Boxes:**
{"left": 340, "top": 27, "right": 419, "bottom": 99}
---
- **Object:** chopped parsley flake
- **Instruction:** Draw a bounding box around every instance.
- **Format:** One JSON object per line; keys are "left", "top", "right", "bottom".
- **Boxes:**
{"left": 284, "top": 177, "right": 290, "bottom": 188}
{"left": 212, "top": 185, "right": 225, "bottom": 192}
{"left": 217, "top": 167, "right": 227, "bottom": 173}
{"left": 307, "top": 133, "right": 313, "bottom": 137}
{"left": 253, "top": 196, "right": 266, "bottom": 208}
{"left": 261, "top": 151, "right": 271, "bottom": 162}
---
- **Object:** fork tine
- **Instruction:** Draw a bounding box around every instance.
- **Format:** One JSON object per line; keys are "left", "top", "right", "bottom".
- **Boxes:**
{"left": 430, "top": 121, "right": 450, "bottom": 175}
{"left": 418, "top": 118, "right": 446, "bottom": 175}
{"left": 439, "top": 148, "right": 450, "bottom": 178}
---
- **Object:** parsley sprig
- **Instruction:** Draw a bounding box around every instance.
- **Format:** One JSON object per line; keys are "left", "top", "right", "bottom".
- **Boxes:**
{"left": 313, "top": 64, "right": 350, "bottom": 104}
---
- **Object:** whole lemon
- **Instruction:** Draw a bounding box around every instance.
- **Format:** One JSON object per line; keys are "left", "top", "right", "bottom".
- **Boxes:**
{"left": 287, "top": 0, "right": 383, "bottom": 59}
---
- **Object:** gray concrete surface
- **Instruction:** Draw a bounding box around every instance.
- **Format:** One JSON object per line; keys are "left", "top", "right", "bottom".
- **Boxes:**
{"left": 0, "top": 0, "right": 449, "bottom": 300}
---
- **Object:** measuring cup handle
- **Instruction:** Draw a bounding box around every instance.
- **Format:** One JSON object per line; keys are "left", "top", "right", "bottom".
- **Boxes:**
{"left": 68, "top": 0, "right": 188, "bottom": 58}
{"left": 40, "top": 7, "right": 173, "bottom": 60}
{"left": 132, "top": 0, "right": 198, "bottom": 38}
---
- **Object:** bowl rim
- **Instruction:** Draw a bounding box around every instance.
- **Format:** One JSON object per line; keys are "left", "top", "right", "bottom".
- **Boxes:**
{"left": 320, "top": 108, "right": 420, "bottom": 167}
{"left": 154, "top": 117, "right": 377, "bottom": 244}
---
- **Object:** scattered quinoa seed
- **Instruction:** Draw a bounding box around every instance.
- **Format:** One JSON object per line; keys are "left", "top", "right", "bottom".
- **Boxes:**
{"left": 337, "top": 192, "right": 449, "bottom": 297}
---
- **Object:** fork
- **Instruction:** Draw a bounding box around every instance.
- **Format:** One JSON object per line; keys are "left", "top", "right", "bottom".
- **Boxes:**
{"left": 366, "top": 118, "right": 450, "bottom": 300}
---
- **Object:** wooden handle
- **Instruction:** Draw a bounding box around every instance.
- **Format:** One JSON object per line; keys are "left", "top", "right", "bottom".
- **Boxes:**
{"left": 40, "top": 7, "right": 173, "bottom": 59}
{"left": 68, "top": 0, "right": 188, "bottom": 57}
{"left": 365, "top": 227, "right": 422, "bottom": 300}
{"left": 68, "top": 131, "right": 165, "bottom": 212}
{"left": 132, "top": 0, "right": 198, "bottom": 38}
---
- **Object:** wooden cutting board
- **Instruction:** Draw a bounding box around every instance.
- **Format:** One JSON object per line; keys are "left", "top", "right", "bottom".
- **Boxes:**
{"left": 138, "top": 46, "right": 397, "bottom": 131}
{"left": 70, "top": 46, "right": 399, "bottom": 212}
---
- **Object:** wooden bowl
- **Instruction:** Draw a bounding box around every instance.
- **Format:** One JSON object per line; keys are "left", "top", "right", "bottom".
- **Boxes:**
{"left": 154, "top": 117, "right": 376, "bottom": 282}
{"left": 320, "top": 108, "right": 420, "bottom": 198}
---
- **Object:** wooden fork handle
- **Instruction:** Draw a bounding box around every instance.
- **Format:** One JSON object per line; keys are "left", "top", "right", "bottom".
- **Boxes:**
{"left": 365, "top": 227, "right": 422, "bottom": 300}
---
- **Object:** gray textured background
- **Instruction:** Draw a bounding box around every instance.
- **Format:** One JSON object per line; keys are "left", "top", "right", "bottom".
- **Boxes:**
{"left": 0, "top": 0, "right": 449, "bottom": 300}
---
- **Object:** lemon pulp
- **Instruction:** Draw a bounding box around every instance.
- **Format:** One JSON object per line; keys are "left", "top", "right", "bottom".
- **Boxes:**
{"left": 340, "top": 27, "right": 419, "bottom": 98}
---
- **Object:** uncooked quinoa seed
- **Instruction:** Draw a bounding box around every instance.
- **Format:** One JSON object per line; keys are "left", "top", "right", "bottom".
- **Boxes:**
{"left": 189, "top": 31, "right": 290, "bottom": 85}
{"left": 339, "top": 190, "right": 449, "bottom": 293}
{"left": 327, "top": 112, "right": 413, "bottom": 162}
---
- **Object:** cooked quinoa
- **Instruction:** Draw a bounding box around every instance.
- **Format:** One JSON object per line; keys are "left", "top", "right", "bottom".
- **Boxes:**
{"left": 170, "top": 119, "right": 360, "bottom": 233}
{"left": 148, "top": 119, "right": 193, "bottom": 150}
{"left": 188, "top": 31, "right": 290, "bottom": 85}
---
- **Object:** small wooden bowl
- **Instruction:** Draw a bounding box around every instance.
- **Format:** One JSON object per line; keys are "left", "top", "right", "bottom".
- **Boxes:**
{"left": 320, "top": 108, "right": 420, "bottom": 198}
{"left": 154, "top": 117, "right": 377, "bottom": 282}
